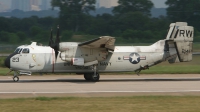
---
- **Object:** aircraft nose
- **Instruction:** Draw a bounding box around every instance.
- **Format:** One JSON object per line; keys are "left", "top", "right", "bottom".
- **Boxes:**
{"left": 4, "top": 56, "right": 10, "bottom": 68}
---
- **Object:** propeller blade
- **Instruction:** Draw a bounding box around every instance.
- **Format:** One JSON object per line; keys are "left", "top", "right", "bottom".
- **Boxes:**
{"left": 48, "top": 28, "right": 54, "bottom": 46}
{"left": 55, "top": 25, "right": 60, "bottom": 44}
{"left": 54, "top": 25, "right": 60, "bottom": 59}
{"left": 48, "top": 26, "right": 60, "bottom": 60}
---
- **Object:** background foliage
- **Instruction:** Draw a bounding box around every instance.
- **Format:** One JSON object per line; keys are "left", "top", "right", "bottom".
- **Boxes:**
{"left": 0, "top": 0, "right": 200, "bottom": 45}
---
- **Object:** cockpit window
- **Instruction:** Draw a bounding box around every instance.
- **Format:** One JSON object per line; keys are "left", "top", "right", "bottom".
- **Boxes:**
{"left": 22, "top": 48, "right": 29, "bottom": 54}
{"left": 14, "top": 48, "right": 23, "bottom": 54}
{"left": 19, "top": 48, "right": 23, "bottom": 53}
{"left": 14, "top": 48, "right": 20, "bottom": 53}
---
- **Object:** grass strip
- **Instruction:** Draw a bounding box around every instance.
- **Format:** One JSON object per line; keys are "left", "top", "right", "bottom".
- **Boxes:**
{"left": 0, "top": 96, "right": 200, "bottom": 112}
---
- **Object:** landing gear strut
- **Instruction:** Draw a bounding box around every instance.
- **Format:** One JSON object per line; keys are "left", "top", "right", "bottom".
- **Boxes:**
{"left": 91, "top": 72, "right": 100, "bottom": 81}
{"left": 13, "top": 71, "right": 19, "bottom": 82}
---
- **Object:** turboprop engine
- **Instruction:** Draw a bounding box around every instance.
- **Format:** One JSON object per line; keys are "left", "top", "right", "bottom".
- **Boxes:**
{"left": 59, "top": 42, "right": 108, "bottom": 66}
{"left": 48, "top": 27, "right": 114, "bottom": 66}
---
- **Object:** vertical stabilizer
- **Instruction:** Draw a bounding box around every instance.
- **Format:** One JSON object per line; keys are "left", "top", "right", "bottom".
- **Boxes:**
{"left": 165, "top": 22, "right": 194, "bottom": 63}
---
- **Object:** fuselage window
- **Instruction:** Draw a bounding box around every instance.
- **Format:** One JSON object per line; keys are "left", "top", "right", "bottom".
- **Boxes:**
{"left": 22, "top": 48, "right": 29, "bottom": 54}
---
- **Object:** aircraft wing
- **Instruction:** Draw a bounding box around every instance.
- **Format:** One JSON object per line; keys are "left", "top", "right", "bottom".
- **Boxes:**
{"left": 78, "top": 36, "right": 115, "bottom": 51}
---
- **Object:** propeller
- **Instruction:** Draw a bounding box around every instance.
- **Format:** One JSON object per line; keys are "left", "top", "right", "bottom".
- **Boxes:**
{"left": 49, "top": 26, "right": 60, "bottom": 59}
{"left": 48, "top": 28, "right": 54, "bottom": 46}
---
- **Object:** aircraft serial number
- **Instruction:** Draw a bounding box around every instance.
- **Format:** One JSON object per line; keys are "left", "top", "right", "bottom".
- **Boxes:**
{"left": 182, "top": 49, "right": 191, "bottom": 54}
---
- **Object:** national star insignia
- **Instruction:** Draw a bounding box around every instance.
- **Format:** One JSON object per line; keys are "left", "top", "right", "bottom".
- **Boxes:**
{"left": 130, "top": 53, "right": 139, "bottom": 62}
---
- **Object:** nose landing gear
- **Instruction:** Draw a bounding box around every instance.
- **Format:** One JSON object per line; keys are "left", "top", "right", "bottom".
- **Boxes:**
{"left": 6, "top": 70, "right": 19, "bottom": 82}
{"left": 13, "top": 76, "right": 19, "bottom": 82}
{"left": 13, "top": 71, "right": 19, "bottom": 82}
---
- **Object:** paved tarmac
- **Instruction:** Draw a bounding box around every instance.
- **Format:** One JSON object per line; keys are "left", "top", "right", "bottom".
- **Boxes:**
{"left": 0, "top": 74, "right": 200, "bottom": 98}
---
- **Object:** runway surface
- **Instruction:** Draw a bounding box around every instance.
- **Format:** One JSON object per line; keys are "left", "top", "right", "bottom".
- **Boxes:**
{"left": 0, "top": 74, "right": 200, "bottom": 98}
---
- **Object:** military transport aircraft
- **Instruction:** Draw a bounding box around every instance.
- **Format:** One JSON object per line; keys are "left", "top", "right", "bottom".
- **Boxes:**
{"left": 4, "top": 22, "right": 194, "bottom": 82}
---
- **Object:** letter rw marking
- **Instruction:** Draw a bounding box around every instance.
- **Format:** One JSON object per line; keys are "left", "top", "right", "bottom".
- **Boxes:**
{"left": 179, "top": 30, "right": 193, "bottom": 38}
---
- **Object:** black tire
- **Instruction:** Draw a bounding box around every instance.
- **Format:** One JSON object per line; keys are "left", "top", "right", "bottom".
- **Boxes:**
{"left": 13, "top": 76, "right": 19, "bottom": 82}
{"left": 84, "top": 74, "right": 91, "bottom": 81}
{"left": 90, "top": 73, "right": 100, "bottom": 82}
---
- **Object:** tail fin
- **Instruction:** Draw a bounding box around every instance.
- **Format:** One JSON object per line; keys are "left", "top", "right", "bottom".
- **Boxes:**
{"left": 165, "top": 22, "right": 194, "bottom": 63}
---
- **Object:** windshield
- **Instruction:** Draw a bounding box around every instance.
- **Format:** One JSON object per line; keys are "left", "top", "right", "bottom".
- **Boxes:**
{"left": 14, "top": 48, "right": 23, "bottom": 54}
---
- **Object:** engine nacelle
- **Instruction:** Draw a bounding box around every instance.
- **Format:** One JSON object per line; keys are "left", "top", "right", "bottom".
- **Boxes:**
{"left": 59, "top": 42, "right": 78, "bottom": 60}
{"left": 59, "top": 42, "right": 79, "bottom": 52}
{"left": 61, "top": 57, "right": 98, "bottom": 66}
{"left": 59, "top": 42, "right": 109, "bottom": 66}
{"left": 60, "top": 57, "right": 84, "bottom": 66}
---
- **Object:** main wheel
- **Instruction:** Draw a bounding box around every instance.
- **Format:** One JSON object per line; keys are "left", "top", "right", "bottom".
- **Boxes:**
{"left": 13, "top": 76, "right": 19, "bottom": 82}
{"left": 84, "top": 74, "right": 91, "bottom": 81}
{"left": 90, "top": 73, "right": 100, "bottom": 82}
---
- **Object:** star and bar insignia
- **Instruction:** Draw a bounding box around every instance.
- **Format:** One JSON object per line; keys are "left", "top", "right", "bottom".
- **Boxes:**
{"left": 123, "top": 53, "right": 146, "bottom": 64}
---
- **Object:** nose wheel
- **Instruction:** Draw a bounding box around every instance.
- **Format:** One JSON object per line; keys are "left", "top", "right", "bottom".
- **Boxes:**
{"left": 13, "top": 71, "right": 19, "bottom": 82}
{"left": 13, "top": 76, "right": 19, "bottom": 82}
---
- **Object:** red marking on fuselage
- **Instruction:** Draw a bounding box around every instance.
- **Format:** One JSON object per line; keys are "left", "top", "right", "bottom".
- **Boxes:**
{"left": 31, "top": 46, "right": 34, "bottom": 50}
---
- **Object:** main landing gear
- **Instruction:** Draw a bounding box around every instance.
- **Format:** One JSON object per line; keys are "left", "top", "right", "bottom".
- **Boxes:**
{"left": 84, "top": 73, "right": 100, "bottom": 82}
{"left": 83, "top": 65, "right": 100, "bottom": 82}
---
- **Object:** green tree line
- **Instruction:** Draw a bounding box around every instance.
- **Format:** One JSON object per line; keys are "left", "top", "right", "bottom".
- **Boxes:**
{"left": 0, "top": 0, "right": 200, "bottom": 45}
